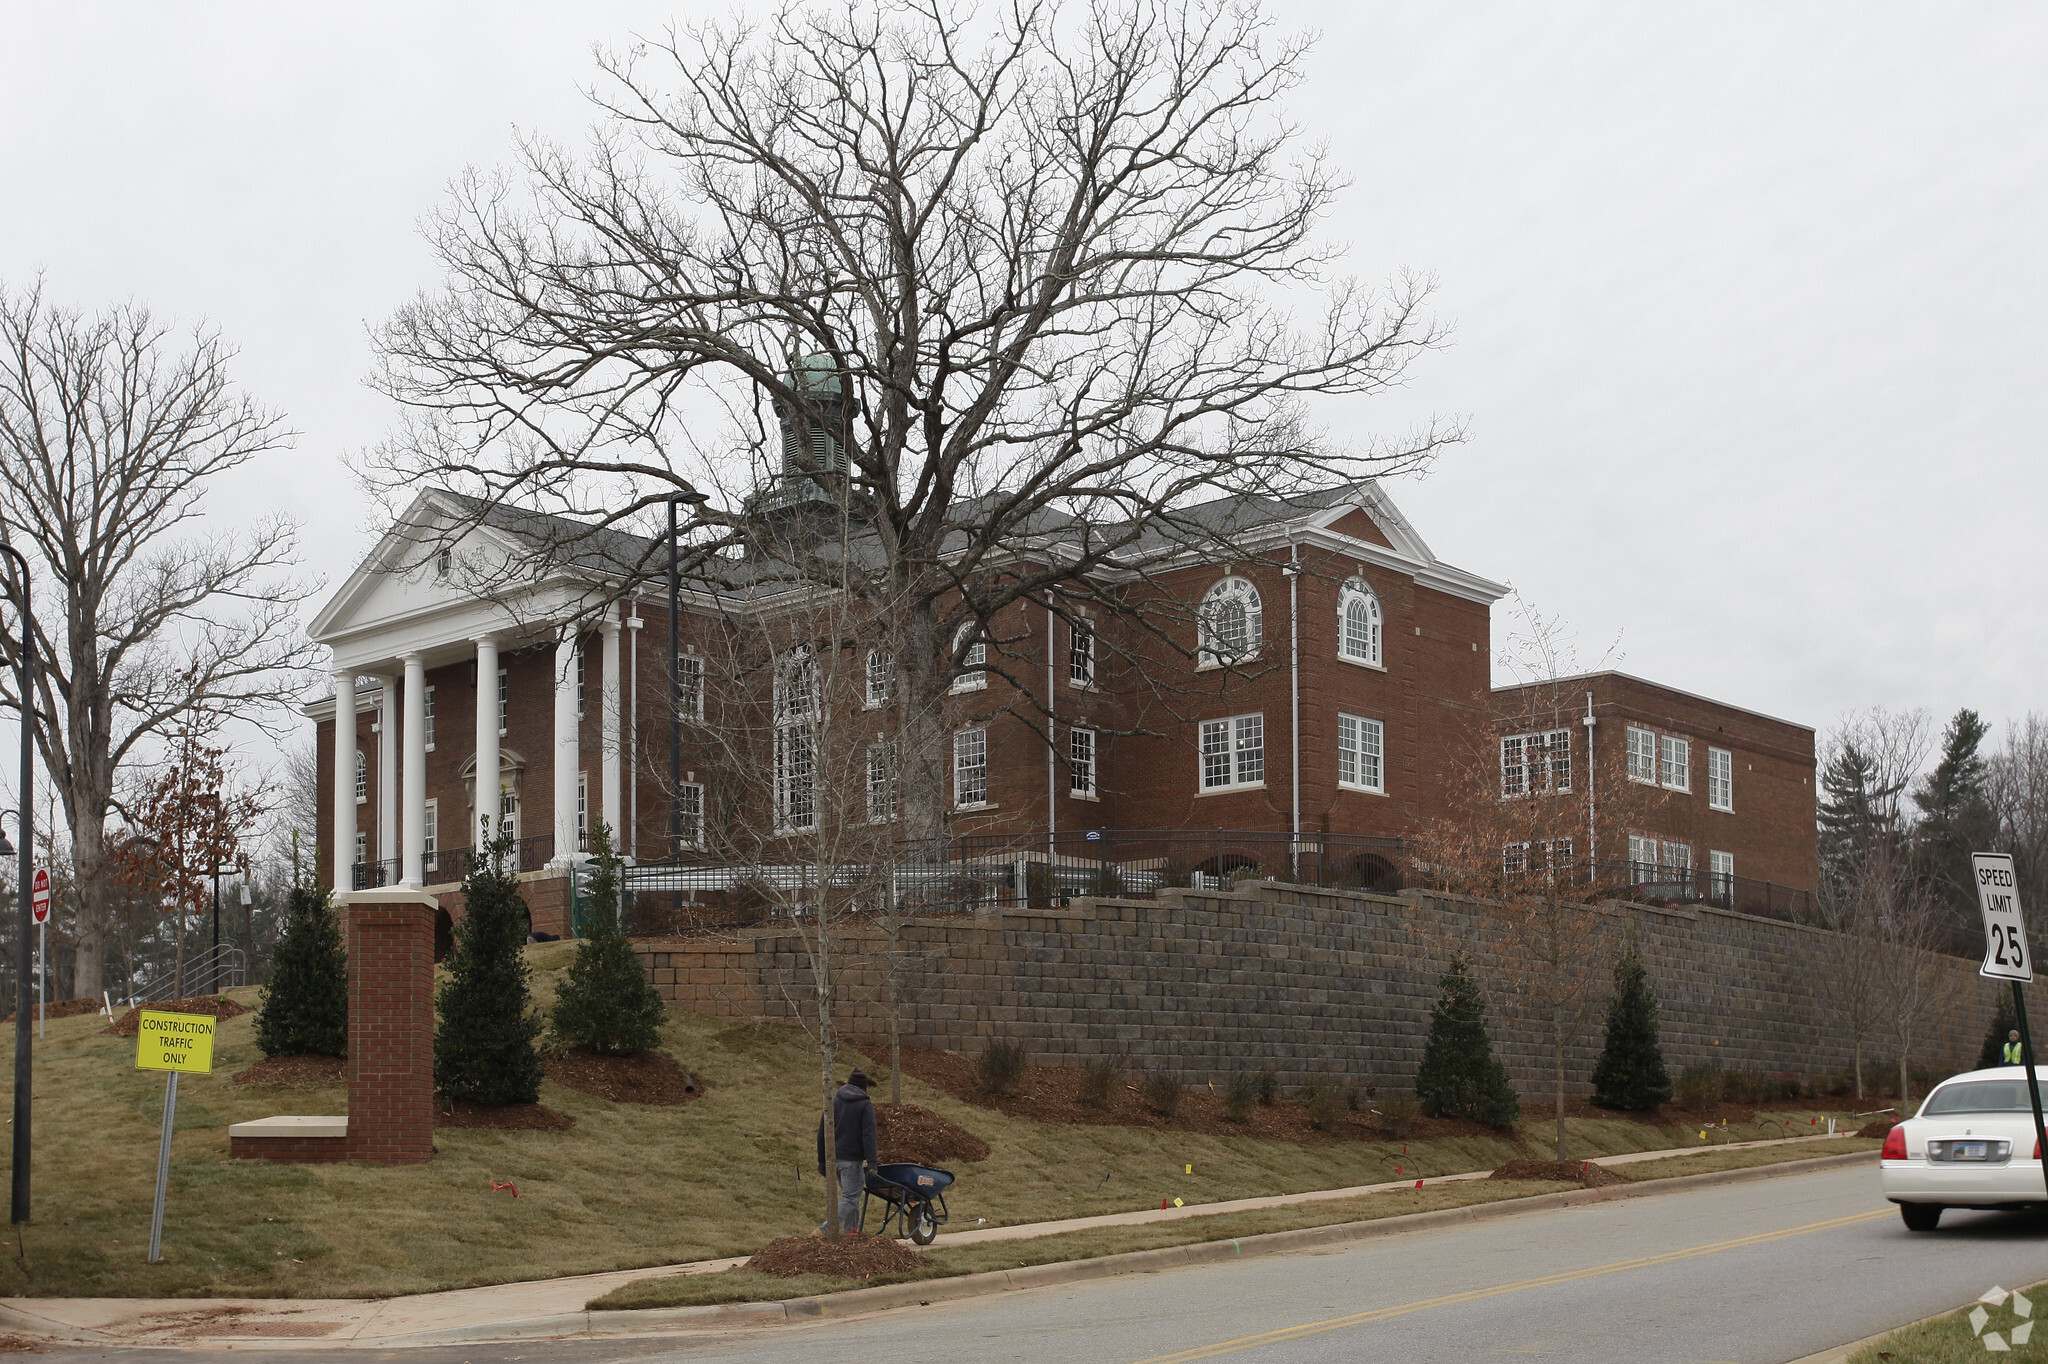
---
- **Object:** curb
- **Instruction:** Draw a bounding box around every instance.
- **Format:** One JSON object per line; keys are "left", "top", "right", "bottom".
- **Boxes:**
{"left": 397, "top": 1150, "right": 1878, "bottom": 1346}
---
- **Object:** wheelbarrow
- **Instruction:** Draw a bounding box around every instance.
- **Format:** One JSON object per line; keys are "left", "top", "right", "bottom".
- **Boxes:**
{"left": 862, "top": 1161, "right": 954, "bottom": 1245}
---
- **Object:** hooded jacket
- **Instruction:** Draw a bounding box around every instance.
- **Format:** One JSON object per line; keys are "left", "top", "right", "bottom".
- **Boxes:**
{"left": 816, "top": 1082, "right": 878, "bottom": 1172}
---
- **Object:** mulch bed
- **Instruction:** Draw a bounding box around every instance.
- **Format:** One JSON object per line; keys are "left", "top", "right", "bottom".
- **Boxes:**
{"left": 1490, "top": 1158, "right": 1628, "bottom": 1188}
{"left": 233, "top": 1055, "right": 346, "bottom": 1088}
{"left": 884, "top": 1045, "right": 1506, "bottom": 1144}
{"left": 746, "top": 1232, "right": 926, "bottom": 1279}
{"left": 105, "top": 995, "right": 250, "bottom": 1037}
{"left": 2, "top": 996, "right": 104, "bottom": 1024}
{"left": 1857, "top": 1117, "right": 1897, "bottom": 1139}
{"left": 876, "top": 1102, "right": 990, "bottom": 1164}
{"left": 544, "top": 1048, "right": 700, "bottom": 1106}
{"left": 432, "top": 1097, "right": 575, "bottom": 1130}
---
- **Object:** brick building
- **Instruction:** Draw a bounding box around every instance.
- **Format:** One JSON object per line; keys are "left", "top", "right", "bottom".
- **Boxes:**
{"left": 307, "top": 483, "right": 1817, "bottom": 934}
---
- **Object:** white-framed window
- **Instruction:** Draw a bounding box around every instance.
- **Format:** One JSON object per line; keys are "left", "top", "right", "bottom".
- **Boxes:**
{"left": 1504, "top": 837, "right": 1573, "bottom": 879}
{"left": 1338, "top": 713, "right": 1384, "bottom": 793}
{"left": 865, "top": 649, "right": 892, "bottom": 707}
{"left": 1708, "top": 746, "right": 1733, "bottom": 811}
{"left": 866, "top": 743, "right": 897, "bottom": 822}
{"left": 423, "top": 686, "right": 436, "bottom": 751}
{"left": 1709, "top": 848, "right": 1734, "bottom": 886}
{"left": 1200, "top": 712, "right": 1265, "bottom": 790}
{"left": 354, "top": 750, "right": 367, "bottom": 803}
{"left": 497, "top": 669, "right": 508, "bottom": 736}
{"left": 1069, "top": 624, "right": 1095, "bottom": 687}
{"left": 1626, "top": 726, "right": 1656, "bottom": 784}
{"left": 1198, "top": 576, "right": 1263, "bottom": 665}
{"left": 774, "top": 646, "right": 818, "bottom": 831}
{"left": 1659, "top": 734, "right": 1690, "bottom": 791}
{"left": 499, "top": 787, "right": 519, "bottom": 843}
{"left": 677, "top": 781, "right": 704, "bottom": 848}
{"left": 1500, "top": 729, "right": 1571, "bottom": 797}
{"left": 576, "top": 649, "right": 586, "bottom": 718}
{"left": 577, "top": 771, "right": 588, "bottom": 845}
{"left": 1338, "top": 577, "right": 1383, "bottom": 666}
{"left": 354, "top": 831, "right": 368, "bottom": 867}
{"left": 1070, "top": 727, "right": 1097, "bottom": 797}
{"left": 678, "top": 653, "right": 705, "bottom": 722}
{"left": 1660, "top": 839, "right": 1691, "bottom": 873}
{"left": 423, "top": 800, "right": 439, "bottom": 873}
{"left": 951, "top": 623, "right": 986, "bottom": 692}
{"left": 1627, "top": 833, "right": 1657, "bottom": 881}
{"left": 954, "top": 727, "right": 988, "bottom": 808}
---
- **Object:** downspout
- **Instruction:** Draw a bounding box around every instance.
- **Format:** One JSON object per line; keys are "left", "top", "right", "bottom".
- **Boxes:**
{"left": 1287, "top": 543, "right": 1301, "bottom": 850}
{"left": 1047, "top": 602, "right": 1057, "bottom": 863}
{"left": 1584, "top": 689, "right": 1597, "bottom": 874}
{"left": 628, "top": 602, "right": 641, "bottom": 862}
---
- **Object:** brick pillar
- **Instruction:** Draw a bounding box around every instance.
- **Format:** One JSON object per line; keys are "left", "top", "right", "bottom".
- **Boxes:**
{"left": 343, "top": 889, "right": 436, "bottom": 1164}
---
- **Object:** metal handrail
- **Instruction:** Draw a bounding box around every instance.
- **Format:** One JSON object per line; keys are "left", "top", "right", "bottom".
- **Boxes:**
{"left": 123, "top": 943, "right": 249, "bottom": 1007}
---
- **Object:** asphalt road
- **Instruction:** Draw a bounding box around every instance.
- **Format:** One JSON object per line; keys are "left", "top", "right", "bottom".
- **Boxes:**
{"left": 39, "top": 1164, "right": 2048, "bottom": 1363}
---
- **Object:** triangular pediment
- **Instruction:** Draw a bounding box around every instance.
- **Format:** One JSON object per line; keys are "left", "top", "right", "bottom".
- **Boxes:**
{"left": 308, "top": 491, "right": 545, "bottom": 646}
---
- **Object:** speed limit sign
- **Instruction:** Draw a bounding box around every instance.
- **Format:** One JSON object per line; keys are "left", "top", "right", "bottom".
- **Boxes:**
{"left": 30, "top": 868, "right": 49, "bottom": 926}
{"left": 1976, "top": 852, "right": 2031, "bottom": 982}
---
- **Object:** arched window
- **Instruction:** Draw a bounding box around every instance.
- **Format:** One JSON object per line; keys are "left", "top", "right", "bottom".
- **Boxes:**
{"left": 354, "top": 750, "right": 367, "bottom": 803}
{"left": 951, "top": 622, "right": 986, "bottom": 692}
{"left": 1338, "top": 577, "right": 1382, "bottom": 666}
{"left": 1198, "top": 576, "right": 1262, "bottom": 665}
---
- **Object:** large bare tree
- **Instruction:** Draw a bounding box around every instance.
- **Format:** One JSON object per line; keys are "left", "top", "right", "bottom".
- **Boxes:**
{"left": 0, "top": 282, "right": 315, "bottom": 994}
{"left": 367, "top": 0, "right": 1457, "bottom": 841}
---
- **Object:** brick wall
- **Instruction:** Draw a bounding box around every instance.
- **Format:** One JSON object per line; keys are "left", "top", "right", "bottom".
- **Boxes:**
{"left": 638, "top": 882, "right": 1997, "bottom": 1093}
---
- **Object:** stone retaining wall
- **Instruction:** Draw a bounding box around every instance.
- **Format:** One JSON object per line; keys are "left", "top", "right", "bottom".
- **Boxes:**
{"left": 634, "top": 882, "right": 1998, "bottom": 1093}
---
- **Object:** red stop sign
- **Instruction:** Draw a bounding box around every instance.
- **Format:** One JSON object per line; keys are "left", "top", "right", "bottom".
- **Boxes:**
{"left": 31, "top": 868, "right": 49, "bottom": 924}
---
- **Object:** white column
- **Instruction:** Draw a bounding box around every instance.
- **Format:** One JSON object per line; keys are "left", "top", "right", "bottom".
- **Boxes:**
{"left": 377, "top": 674, "right": 398, "bottom": 872}
{"left": 401, "top": 653, "right": 428, "bottom": 887}
{"left": 474, "top": 636, "right": 500, "bottom": 850}
{"left": 553, "top": 631, "right": 580, "bottom": 863}
{"left": 331, "top": 669, "right": 357, "bottom": 891}
{"left": 601, "top": 616, "right": 622, "bottom": 851}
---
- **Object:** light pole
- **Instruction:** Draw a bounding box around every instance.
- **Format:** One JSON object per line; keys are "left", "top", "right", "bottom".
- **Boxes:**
{"left": 0, "top": 540, "right": 36, "bottom": 1225}
{"left": 666, "top": 489, "right": 708, "bottom": 858}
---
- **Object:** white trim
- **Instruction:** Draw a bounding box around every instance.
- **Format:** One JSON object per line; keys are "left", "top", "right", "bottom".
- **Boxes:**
{"left": 1708, "top": 746, "right": 1734, "bottom": 812}
{"left": 950, "top": 624, "right": 987, "bottom": 692}
{"left": 1337, "top": 713, "right": 1385, "bottom": 794}
{"left": 953, "top": 726, "right": 989, "bottom": 808}
{"left": 1199, "top": 712, "right": 1265, "bottom": 791}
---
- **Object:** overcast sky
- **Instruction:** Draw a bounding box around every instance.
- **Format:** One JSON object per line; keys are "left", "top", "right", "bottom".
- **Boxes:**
{"left": 3, "top": 2, "right": 2042, "bottom": 763}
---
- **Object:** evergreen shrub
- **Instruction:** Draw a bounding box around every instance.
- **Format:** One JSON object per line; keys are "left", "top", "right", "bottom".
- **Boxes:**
{"left": 1413, "top": 955, "right": 1519, "bottom": 1126}
{"left": 551, "top": 823, "right": 666, "bottom": 1055}
{"left": 1676, "top": 1065, "right": 1724, "bottom": 1113}
{"left": 254, "top": 872, "right": 348, "bottom": 1057}
{"left": 434, "top": 829, "right": 544, "bottom": 1105}
{"left": 1590, "top": 936, "right": 1673, "bottom": 1111}
{"left": 1979, "top": 992, "right": 2022, "bottom": 1070}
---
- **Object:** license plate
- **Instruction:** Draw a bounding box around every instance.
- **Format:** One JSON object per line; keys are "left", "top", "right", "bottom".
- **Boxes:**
{"left": 1955, "top": 1142, "right": 1991, "bottom": 1161}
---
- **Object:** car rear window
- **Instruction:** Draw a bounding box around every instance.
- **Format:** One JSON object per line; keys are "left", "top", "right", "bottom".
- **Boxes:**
{"left": 1924, "top": 1081, "right": 2036, "bottom": 1115}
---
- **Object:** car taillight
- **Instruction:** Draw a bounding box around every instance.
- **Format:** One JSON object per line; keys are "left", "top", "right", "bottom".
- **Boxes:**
{"left": 2035, "top": 1137, "right": 2041, "bottom": 1161}
{"left": 1882, "top": 1125, "right": 1907, "bottom": 1160}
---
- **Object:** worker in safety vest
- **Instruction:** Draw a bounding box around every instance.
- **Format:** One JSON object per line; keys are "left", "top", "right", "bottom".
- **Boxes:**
{"left": 2004, "top": 1030, "right": 2024, "bottom": 1065}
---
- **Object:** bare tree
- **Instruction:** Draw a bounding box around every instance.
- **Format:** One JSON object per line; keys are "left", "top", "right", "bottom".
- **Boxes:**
{"left": 366, "top": 0, "right": 1457, "bottom": 840}
{"left": 1989, "top": 715, "right": 2048, "bottom": 912}
{"left": 0, "top": 282, "right": 316, "bottom": 994}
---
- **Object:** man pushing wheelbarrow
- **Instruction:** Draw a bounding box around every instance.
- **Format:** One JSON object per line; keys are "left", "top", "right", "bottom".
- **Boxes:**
{"left": 816, "top": 1069, "right": 878, "bottom": 1234}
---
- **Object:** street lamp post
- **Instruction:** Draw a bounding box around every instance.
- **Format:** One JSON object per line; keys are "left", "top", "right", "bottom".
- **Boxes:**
{"left": 0, "top": 541, "right": 36, "bottom": 1225}
{"left": 666, "top": 490, "right": 708, "bottom": 858}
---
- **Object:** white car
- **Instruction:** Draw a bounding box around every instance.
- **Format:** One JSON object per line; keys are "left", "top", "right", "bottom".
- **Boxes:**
{"left": 1881, "top": 1066, "right": 2048, "bottom": 1230}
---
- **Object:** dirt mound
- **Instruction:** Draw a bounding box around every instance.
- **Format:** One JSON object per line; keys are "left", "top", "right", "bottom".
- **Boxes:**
{"left": 2, "top": 996, "right": 105, "bottom": 1024}
{"left": 876, "top": 1103, "right": 989, "bottom": 1164}
{"left": 1856, "top": 1117, "right": 1897, "bottom": 1139}
{"left": 433, "top": 1098, "right": 575, "bottom": 1130}
{"left": 746, "top": 1232, "right": 926, "bottom": 1280}
{"left": 1489, "top": 1158, "right": 1627, "bottom": 1188}
{"left": 106, "top": 995, "right": 249, "bottom": 1037}
{"left": 233, "top": 1055, "right": 346, "bottom": 1088}
{"left": 545, "top": 1048, "right": 700, "bottom": 1106}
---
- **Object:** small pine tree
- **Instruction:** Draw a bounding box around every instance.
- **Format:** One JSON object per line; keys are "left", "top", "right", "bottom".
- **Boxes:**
{"left": 551, "top": 822, "right": 666, "bottom": 1055}
{"left": 254, "top": 871, "right": 348, "bottom": 1057}
{"left": 1979, "top": 991, "right": 2022, "bottom": 1070}
{"left": 1414, "top": 955, "right": 1520, "bottom": 1126}
{"left": 435, "top": 828, "right": 544, "bottom": 1105}
{"left": 1590, "top": 935, "right": 1673, "bottom": 1110}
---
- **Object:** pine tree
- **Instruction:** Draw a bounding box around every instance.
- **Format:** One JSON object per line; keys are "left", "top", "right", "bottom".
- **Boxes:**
{"left": 1590, "top": 935, "right": 1672, "bottom": 1110}
{"left": 1915, "top": 708, "right": 1997, "bottom": 926}
{"left": 254, "top": 871, "right": 348, "bottom": 1057}
{"left": 1979, "top": 991, "right": 2021, "bottom": 1070}
{"left": 435, "top": 828, "right": 544, "bottom": 1105}
{"left": 1413, "top": 955, "right": 1520, "bottom": 1126}
{"left": 551, "top": 821, "right": 667, "bottom": 1056}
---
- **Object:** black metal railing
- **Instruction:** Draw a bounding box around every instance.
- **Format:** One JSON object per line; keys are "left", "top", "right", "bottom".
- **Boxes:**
{"left": 350, "top": 834, "right": 565, "bottom": 890}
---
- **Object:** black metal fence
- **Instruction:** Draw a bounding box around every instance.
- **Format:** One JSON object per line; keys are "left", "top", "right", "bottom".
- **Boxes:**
{"left": 350, "top": 834, "right": 565, "bottom": 890}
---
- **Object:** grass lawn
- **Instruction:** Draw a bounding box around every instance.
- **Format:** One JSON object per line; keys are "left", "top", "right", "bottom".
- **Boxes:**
{"left": 0, "top": 945, "right": 1871, "bottom": 1300}
{"left": 1848, "top": 1280, "right": 2048, "bottom": 1362}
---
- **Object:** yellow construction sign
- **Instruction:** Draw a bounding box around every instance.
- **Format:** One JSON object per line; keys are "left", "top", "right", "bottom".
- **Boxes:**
{"left": 134, "top": 1011, "right": 216, "bottom": 1074}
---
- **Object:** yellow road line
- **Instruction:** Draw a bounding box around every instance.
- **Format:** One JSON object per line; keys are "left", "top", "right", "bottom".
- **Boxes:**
{"left": 1129, "top": 1208, "right": 1893, "bottom": 1363}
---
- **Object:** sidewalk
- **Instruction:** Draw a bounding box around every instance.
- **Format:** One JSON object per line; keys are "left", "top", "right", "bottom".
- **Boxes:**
{"left": 0, "top": 1133, "right": 1859, "bottom": 1350}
